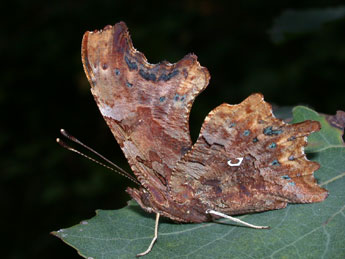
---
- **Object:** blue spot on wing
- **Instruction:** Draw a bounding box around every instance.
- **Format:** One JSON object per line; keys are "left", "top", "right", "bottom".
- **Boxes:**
{"left": 271, "top": 159, "right": 280, "bottom": 166}
{"left": 126, "top": 81, "right": 133, "bottom": 88}
{"left": 243, "top": 130, "right": 251, "bottom": 136}
{"left": 139, "top": 69, "right": 156, "bottom": 82}
{"left": 281, "top": 175, "right": 291, "bottom": 180}
{"left": 174, "top": 94, "right": 180, "bottom": 101}
{"left": 269, "top": 142, "right": 277, "bottom": 149}
{"left": 263, "top": 126, "right": 283, "bottom": 136}
{"left": 124, "top": 56, "right": 138, "bottom": 71}
{"left": 158, "top": 70, "right": 179, "bottom": 81}
{"left": 114, "top": 68, "right": 120, "bottom": 76}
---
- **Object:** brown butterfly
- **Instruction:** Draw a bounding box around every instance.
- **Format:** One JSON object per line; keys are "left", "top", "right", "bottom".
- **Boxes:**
{"left": 80, "top": 22, "right": 327, "bottom": 256}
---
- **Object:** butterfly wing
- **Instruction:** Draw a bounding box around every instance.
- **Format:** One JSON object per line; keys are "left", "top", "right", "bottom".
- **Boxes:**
{"left": 81, "top": 22, "right": 210, "bottom": 197}
{"left": 169, "top": 93, "right": 328, "bottom": 215}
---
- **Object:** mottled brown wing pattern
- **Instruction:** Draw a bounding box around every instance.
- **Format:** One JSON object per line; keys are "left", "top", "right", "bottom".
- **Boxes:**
{"left": 81, "top": 22, "right": 210, "bottom": 206}
{"left": 82, "top": 22, "right": 327, "bottom": 225}
{"left": 169, "top": 94, "right": 328, "bottom": 215}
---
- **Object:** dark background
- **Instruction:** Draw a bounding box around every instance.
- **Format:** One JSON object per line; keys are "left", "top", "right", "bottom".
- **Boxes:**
{"left": 2, "top": 1, "right": 345, "bottom": 258}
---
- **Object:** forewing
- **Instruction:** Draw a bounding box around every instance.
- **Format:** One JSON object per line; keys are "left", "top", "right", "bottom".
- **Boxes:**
{"left": 81, "top": 22, "right": 210, "bottom": 193}
{"left": 169, "top": 94, "right": 328, "bottom": 215}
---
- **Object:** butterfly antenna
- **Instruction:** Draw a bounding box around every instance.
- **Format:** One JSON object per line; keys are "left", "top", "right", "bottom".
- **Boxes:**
{"left": 57, "top": 129, "right": 140, "bottom": 185}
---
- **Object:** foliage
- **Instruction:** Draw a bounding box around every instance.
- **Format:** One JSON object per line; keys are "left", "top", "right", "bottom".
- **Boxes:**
{"left": 3, "top": 1, "right": 345, "bottom": 258}
{"left": 53, "top": 107, "right": 345, "bottom": 258}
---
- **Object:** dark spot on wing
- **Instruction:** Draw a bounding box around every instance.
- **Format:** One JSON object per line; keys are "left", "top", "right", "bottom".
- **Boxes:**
{"left": 158, "top": 69, "right": 179, "bottom": 82}
{"left": 174, "top": 94, "right": 180, "bottom": 101}
{"left": 271, "top": 159, "right": 280, "bottom": 166}
{"left": 125, "top": 56, "right": 138, "bottom": 71}
{"left": 243, "top": 130, "right": 251, "bottom": 136}
{"left": 114, "top": 68, "right": 120, "bottom": 76}
{"left": 263, "top": 126, "right": 283, "bottom": 136}
{"left": 282, "top": 175, "right": 291, "bottom": 180}
{"left": 269, "top": 142, "right": 277, "bottom": 149}
{"left": 139, "top": 68, "right": 157, "bottom": 82}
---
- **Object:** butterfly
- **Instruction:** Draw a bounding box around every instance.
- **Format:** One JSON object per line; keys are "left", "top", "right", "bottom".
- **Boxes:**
{"left": 80, "top": 22, "right": 327, "bottom": 256}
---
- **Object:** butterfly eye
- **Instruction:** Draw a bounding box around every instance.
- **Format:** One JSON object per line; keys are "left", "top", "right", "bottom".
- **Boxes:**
{"left": 227, "top": 157, "right": 244, "bottom": 167}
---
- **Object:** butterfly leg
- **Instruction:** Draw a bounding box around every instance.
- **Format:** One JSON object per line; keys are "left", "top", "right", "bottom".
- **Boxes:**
{"left": 136, "top": 213, "right": 160, "bottom": 257}
{"left": 206, "top": 209, "right": 269, "bottom": 229}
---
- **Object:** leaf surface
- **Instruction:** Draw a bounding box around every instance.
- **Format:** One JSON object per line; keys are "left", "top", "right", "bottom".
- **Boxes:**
{"left": 292, "top": 106, "right": 344, "bottom": 152}
{"left": 53, "top": 106, "right": 345, "bottom": 258}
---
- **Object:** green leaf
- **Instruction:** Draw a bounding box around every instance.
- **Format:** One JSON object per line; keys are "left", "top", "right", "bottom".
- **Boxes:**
{"left": 269, "top": 7, "right": 345, "bottom": 43}
{"left": 292, "top": 106, "right": 344, "bottom": 153}
{"left": 53, "top": 107, "right": 345, "bottom": 259}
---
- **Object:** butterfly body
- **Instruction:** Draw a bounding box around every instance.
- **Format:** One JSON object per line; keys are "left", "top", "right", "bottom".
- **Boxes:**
{"left": 81, "top": 22, "right": 327, "bottom": 223}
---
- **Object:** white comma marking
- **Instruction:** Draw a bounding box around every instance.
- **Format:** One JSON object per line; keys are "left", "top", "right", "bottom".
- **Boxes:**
{"left": 227, "top": 157, "right": 244, "bottom": 167}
